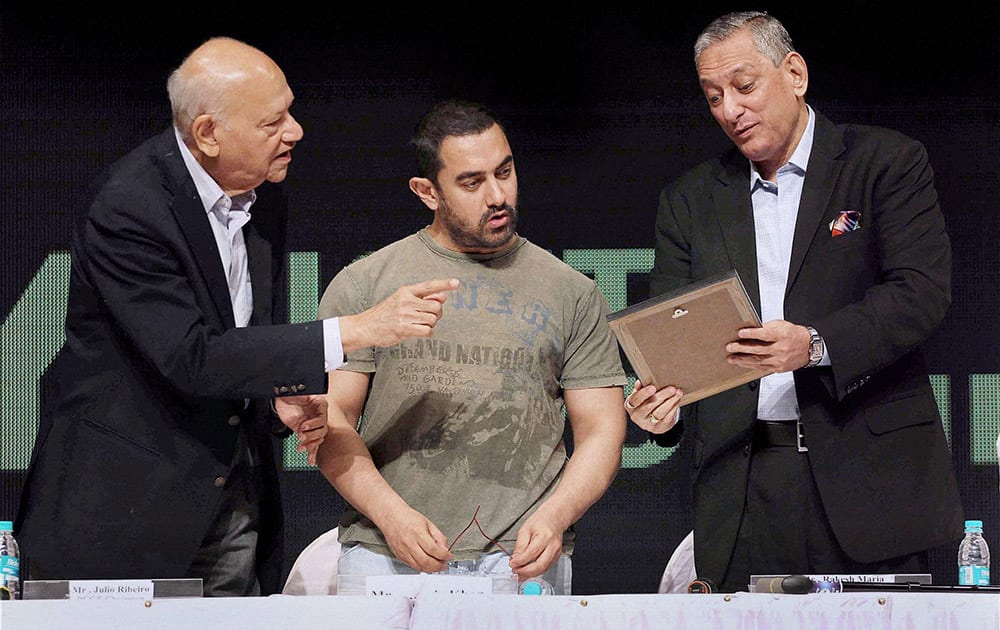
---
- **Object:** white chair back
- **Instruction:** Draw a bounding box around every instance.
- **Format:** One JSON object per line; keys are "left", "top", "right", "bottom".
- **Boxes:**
{"left": 658, "top": 530, "right": 697, "bottom": 594}
{"left": 282, "top": 527, "right": 341, "bottom": 595}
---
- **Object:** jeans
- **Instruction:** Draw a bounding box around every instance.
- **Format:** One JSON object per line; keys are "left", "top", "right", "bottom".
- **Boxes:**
{"left": 338, "top": 544, "right": 573, "bottom": 595}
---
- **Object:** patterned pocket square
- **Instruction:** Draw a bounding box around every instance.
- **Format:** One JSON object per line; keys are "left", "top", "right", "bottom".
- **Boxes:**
{"left": 829, "top": 210, "right": 861, "bottom": 236}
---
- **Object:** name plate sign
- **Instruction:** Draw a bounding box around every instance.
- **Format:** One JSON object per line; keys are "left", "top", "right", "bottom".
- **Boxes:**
{"left": 68, "top": 579, "right": 155, "bottom": 600}
{"left": 367, "top": 574, "right": 492, "bottom": 597}
{"left": 338, "top": 573, "right": 517, "bottom": 597}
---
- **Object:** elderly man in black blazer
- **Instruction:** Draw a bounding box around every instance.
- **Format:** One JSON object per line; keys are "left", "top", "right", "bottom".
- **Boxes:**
{"left": 626, "top": 11, "right": 963, "bottom": 592}
{"left": 15, "top": 37, "right": 457, "bottom": 596}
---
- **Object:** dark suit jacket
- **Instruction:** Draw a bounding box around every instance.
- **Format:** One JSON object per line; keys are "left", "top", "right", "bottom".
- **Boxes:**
{"left": 649, "top": 110, "right": 964, "bottom": 585}
{"left": 15, "top": 128, "right": 327, "bottom": 593}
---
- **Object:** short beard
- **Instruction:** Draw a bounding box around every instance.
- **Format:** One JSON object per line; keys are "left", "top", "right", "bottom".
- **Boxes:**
{"left": 439, "top": 201, "right": 519, "bottom": 251}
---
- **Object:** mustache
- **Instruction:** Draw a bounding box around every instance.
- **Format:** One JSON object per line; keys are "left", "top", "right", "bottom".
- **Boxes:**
{"left": 480, "top": 203, "right": 517, "bottom": 225}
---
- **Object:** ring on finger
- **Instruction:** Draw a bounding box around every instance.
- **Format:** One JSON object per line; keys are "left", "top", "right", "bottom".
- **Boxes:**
{"left": 624, "top": 399, "right": 636, "bottom": 411}
{"left": 648, "top": 415, "right": 659, "bottom": 425}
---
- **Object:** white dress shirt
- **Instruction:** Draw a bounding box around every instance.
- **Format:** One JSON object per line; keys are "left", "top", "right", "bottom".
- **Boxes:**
{"left": 174, "top": 128, "right": 344, "bottom": 371}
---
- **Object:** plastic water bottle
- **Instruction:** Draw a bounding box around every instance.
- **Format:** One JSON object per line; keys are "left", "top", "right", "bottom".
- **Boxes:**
{"left": 958, "top": 519, "right": 990, "bottom": 586}
{"left": 0, "top": 520, "right": 21, "bottom": 600}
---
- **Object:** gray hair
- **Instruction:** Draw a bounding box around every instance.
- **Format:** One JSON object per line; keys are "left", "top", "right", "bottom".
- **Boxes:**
{"left": 694, "top": 11, "right": 795, "bottom": 68}
{"left": 166, "top": 37, "right": 247, "bottom": 141}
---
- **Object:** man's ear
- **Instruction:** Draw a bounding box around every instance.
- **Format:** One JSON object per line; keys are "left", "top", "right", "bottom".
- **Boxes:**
{"left": 191, "top": 114, "right": 221, "bottom": 158}
{"left": 784, "top": 51, "right": 808, "bottom": 97}
{"left": 408, "top": 177, "right": 440, "bottom": 210}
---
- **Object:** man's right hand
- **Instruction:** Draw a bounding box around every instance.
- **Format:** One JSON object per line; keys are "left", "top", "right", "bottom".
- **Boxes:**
{"left": 378, "top": 506, "right": 453, "bottom": 573}
{"left": 624, "top": 380, "right": 683, "bottom": 434}
{"left": 340, "top": 278, "right": 459, "bottom": 353}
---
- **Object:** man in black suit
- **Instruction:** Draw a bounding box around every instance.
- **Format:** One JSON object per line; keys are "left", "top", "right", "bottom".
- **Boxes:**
{"left": 15, "top": 37, "right": 458, "bottom": 596}
{"left": 625, "top": 11, "right": 964, "bottom": 592}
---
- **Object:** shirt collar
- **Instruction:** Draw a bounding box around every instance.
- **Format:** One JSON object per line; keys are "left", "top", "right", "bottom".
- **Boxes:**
{"left": 750, "top": 105, "right": 815, "bottom": 190}
{"left": 174, "top": 127, "right": 256, "bottom": 215}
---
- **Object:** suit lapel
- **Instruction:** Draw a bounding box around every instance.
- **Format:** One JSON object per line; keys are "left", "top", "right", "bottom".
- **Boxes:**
{"left": 713, "top": 153, "right": 762, "bottom": 311}
{"left": 787, "top": 113, "right": 845, "bottom": 296}
{"left": 159, "top": 130, "right": 236, "bottom": 329}
{"left": 245, "top": 220, "right": 273, "bottom": 326}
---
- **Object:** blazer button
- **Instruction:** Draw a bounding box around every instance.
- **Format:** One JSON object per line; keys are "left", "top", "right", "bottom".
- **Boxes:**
{"left": 279, "top": 386, "right": 290, "bottom": 394}
{"left": 742, "top": 444, "right": 751, "bottom": 457}
{"left": 297, "top": 384, "right": 306, "bottom": 392}
{"left": 228, "top": 415, "right": 240, "bottom": 426}
{"left": 748, "top": 381, "right": 758, "bottom": 390}
{"left": 214, "top": 476, "right": 226, "bottom": 488}
{"left": 272, "top": 386, "right": 281, "bottom": 395}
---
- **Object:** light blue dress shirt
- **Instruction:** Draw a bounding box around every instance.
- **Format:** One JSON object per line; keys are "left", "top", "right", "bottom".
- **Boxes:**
{"left": 749, "top": 107, "right": 818, "bottom": 421}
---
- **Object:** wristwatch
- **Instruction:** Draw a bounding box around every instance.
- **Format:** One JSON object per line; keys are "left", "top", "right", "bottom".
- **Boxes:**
{"left": 806, "top": 326, "right": 824, "bottom": 368}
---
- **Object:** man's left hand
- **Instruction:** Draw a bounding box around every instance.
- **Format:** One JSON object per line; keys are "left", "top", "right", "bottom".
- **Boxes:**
{"left": 508, "top": 509, "right": 565, "bottom": 580}
{"left": 274, "top": 395, "right": 329, "bottom": 465}
{"left": 726, "top": 320, "right": 812, "bottom": 372}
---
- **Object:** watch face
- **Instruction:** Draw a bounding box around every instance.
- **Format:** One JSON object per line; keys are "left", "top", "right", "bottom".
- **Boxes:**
{"left": 808, "top": 328, "right": 823, "bottom": 364}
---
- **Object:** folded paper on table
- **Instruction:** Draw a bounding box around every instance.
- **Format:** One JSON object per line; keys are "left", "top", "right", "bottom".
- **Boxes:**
{"left": 607, "top": 269, "right": 772, "bottom": 406}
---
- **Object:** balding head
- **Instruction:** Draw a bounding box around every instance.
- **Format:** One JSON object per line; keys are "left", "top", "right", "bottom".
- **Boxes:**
{"left": 165, "top": 36, "right": 303, "bottom": 196}
{"left": 167, "top": 37, "right": 284, "bottom": 142}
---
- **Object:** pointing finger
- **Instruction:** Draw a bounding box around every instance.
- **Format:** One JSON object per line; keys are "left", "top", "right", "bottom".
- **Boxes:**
{"left": 410, "top": 278, "right": 460, "bottom": 299}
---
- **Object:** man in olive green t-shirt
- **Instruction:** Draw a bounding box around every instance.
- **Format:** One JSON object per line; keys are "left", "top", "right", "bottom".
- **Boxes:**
{"left": 315, "top": 100, "right": 627, "bottom": 595}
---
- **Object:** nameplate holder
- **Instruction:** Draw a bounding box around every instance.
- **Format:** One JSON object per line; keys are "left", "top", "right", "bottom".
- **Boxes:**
{"left": 23, "top": 578, "right": 203, "bottom": 600}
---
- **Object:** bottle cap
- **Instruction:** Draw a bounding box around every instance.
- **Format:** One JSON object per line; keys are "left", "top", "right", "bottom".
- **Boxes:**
{"left": 519, "top": 577, "right": 554, "bottom": 595}
{"left": 0, "top": 521, "right": 11, "bottom": 532}
{"left": 965, "top": 520, "right": 983, "bottom": 529}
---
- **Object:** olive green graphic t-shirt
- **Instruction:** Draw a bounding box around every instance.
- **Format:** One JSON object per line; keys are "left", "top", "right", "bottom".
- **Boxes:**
{"left": 318, "top": 229, "right": 625, "bottom": 559}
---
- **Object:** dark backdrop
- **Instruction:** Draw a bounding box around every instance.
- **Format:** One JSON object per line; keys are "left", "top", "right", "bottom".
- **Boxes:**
{"left": 2, "top": 3, "right": 998, "bottom": 594}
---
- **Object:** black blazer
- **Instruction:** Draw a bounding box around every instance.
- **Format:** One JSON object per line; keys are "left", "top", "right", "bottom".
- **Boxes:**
{"left": 16, "top": 129, "right": 327, "bottom": 593}
{"left": 650, "top": 110, "right": 964, "bottom": 585}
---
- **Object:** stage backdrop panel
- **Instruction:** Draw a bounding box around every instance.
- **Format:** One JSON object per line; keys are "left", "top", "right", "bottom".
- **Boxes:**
{"left": 2, "top": 4, "right": 998, "bottom": 594}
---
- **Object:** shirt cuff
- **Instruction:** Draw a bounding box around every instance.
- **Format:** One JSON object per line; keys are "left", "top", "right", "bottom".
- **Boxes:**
{"left": 322, "top": 317, "right": 346, "bottom": 372}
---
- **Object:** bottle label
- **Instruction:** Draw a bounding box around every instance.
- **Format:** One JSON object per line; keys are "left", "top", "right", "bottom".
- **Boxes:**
{"left": 958, "top": 565, "right": 990, "bottom": 586}
{"left": 0, "top": 556, "right": 19, "bottom": 600}
{"left": 0, "top": 556, "right": 18, "bottom": 577}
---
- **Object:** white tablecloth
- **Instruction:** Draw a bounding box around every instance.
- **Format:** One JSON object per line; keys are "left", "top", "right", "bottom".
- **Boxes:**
{"left": 0, "top": 594, "right": 411, "bottom": 630}
{"left": 2, "top": 591, "right": 997, "bottom": 629}
{"left": 409, "top": 592, "right": 1000, "bottom": 629}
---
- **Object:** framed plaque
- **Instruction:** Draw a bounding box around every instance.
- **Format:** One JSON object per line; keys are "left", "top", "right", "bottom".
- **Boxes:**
{"left": 608, "top": 269, "right": 771, "bottom": 406}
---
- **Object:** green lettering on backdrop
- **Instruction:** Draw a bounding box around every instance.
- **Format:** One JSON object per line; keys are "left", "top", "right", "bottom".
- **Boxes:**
{"left": 0, "top": 251, "right": 976, "bottom": 471}
{"left": 562, "top": 248, "right": 680, "bottom": 469}
{"left": 283, "top": 251, "right": 320, "bottom": 469}
{"left": 970, "top": 374, "right": 1000, "bottom": 464}
{"left": 2, "top": 252, "right": 70, "bottom": 469}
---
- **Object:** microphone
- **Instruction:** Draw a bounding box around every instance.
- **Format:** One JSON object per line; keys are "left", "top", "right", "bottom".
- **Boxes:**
{"left": 755, "top": 575, "right": 816, "bottom": 594}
